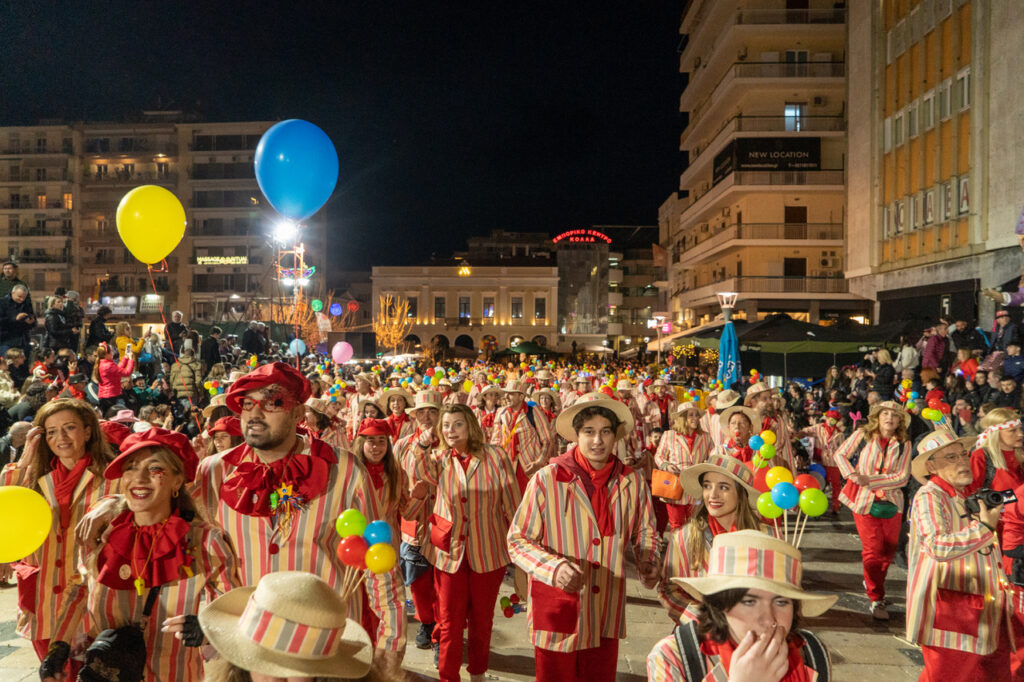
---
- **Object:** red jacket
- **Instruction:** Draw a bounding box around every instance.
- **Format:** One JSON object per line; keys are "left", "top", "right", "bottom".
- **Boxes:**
{"left": 96, "top": 356, "right": 133, "bottom": 399}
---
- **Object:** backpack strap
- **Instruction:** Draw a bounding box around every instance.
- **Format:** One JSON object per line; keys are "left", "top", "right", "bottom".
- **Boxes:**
{"left": 797, "top": 629, "right": 831, "bottom": 681}
{"left": 672, "top": 620, "right": 707, "bottom": 682}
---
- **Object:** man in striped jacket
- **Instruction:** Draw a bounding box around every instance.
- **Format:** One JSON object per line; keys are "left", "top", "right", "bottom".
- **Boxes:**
{"left": 907, "top": 430, "right": 1013, "bottom": 680}
{"left": 508, "top": 392, "right": 660, "bottom": 681}
{"left": 491, "top": 379, "right": 554, "bottom": 492}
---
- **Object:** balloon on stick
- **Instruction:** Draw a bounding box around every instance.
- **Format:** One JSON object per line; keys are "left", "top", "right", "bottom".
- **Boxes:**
{"left": 770, "top": 482, "right": 799, "bottom": 510}
{"left": 363, "top": 520, "right": 393, "bottom": 546}
{"left": 336, "top": 535, "right": 368, "bottom": 569}
{"left": 757, "top": 492, "right": 784, "bottom": 519}
{"left": 335, "top": 509, "right": 368, "bottom": 537}
{"left": 0, "top": 487, "right": 52, "bottom": 562}
{"left": 365, "top": 543, "right": 397, "bottom": 574}
{"left": 765, "top": 466, "right": 794, "bottom": 488}
{"left": 116, "top": 185, "right": 187, "bottom": 264}
{"left": 255, "top": 119, "right": 339, "bottom": 221}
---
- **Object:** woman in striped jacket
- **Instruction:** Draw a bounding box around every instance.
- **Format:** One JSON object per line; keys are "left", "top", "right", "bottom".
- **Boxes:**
{"left": 414, "top": 403, "right": 522, "bottom": 682}
{"left": 653, "top": 402, "right": 713, "bottom": 529}
{"left": 46, "top": 428, "right": 239, "bottom": 682}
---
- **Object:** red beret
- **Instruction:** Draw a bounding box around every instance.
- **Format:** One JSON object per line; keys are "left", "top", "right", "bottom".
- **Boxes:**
{"left": 209, "top": 416, "right": 242, "bottom": 437}
{"left": 100, "top": 421, "right": 132, "bottom": 448}
{"left": 825, "top": 409, "right": 841, "bottom": 420}
{"left": 104, "top": 427, "right": 199, "bottom": 482}
{"left": 225, "top": 362, "right": 311, "bottom": 413}
{"left": 357, "top": 418, "right": 393, "bottom": 438}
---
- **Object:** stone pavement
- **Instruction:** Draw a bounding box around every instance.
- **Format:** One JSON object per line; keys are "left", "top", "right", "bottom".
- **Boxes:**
{"left": 0, "top": 509, "right": 923, "bottom": 680}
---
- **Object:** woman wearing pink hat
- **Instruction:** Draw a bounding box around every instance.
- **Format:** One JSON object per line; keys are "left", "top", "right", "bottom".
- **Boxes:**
{"left": 45, "top": 427, "right": 240, "bottom": 682}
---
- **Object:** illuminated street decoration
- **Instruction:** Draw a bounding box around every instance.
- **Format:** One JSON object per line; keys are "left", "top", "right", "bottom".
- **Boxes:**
{"left": 552, "top": 229, "right": 612, "bottom": 244}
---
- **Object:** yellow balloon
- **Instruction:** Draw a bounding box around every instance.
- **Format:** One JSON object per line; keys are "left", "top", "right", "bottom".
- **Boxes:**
{"left": 0, "top": 486, "right": 53, "bottom": 562}
{"left": 462, "top": 380, "right": 474, "bottom": 393}
{"left": 765, "top": 466, "right": 794, "bottom": 488}
{"left": 760, "top": 430, "right": 777, "bottom": 446}
{"left": 365, "top": 542, "right": 397, "bottom": 574}
{"left": 116, "top": 185, "right": 187, "bottom": 264}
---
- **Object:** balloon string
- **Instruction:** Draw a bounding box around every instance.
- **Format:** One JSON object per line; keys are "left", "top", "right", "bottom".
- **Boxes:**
{"left": 147, "top": 264, "right": 203, "bottom": 434}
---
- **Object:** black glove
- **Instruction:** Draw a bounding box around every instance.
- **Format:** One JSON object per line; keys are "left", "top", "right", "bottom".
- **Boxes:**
{"left": 39, "top": 640, "right": 70, "bottom": 680}
{"left": 181, "top": 615, "right": 204, "bottom": 647}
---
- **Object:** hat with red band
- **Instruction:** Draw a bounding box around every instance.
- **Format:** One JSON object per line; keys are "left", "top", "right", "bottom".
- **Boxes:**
{"left": 209, "top": 416, "right": 243, "bottom": 438}
{"left": 104, "top": 427, "right": 200, "bottom": 482}
{"left": 226, "top": 362, "right": 311, "bottom": 414}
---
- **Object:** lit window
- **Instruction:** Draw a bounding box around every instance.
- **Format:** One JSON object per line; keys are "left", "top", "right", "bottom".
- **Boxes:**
{"left": 511, "top": 297, "right": 523, "bottom": 319}
{"left": 62, "top": 193, "right": 72, "bottom": 210}
{"left": 459, "top": 296, "right": 471, "bottom": 319}
{"left": 36, "top": 194, "right": 46, "bottom": 209}
{"left": 483, "top": 296, "right": 495, "bottom": 318}
{"left": 534, "top": 298, "right": 546, "bottom": 320}
{"left": 784, "top": 103, "right": 805, "bottom": 132}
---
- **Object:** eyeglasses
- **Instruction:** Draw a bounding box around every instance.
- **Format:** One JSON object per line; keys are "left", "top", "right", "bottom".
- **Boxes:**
{"left": 239, "top": 395, "right": 295, "bottom": 413}
{"left": 932, "top": 449, "right": 970, "bottom": 465}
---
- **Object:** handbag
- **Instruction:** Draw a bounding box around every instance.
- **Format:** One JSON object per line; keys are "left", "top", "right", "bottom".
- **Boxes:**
{"left": 652, "top": 469, "right": 683, "bottom": 501}
{"left": 869, "top": 499, "right": 899, "bottom": 519}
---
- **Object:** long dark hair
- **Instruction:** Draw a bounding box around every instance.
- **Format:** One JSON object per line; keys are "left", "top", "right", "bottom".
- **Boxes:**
{"left": 352, "top": 435, "right": 402, "bottom": 509}
{"left": 697, "top": 588, "right": 803, "bottom": 643}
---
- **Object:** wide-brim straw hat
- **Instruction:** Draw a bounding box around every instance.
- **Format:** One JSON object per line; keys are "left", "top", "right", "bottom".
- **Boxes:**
{"left": 199, "top": 571, "right": 371, "bottom": 679}
{"left": 676, "top": 401, "right": 702, "bottom": 417}
{"left": 304, "top": 396, "right": 330, "bottom": 416}
{"left": 357, "top": 397, "right": 385, "bottom": 415}
{"left": 535, "top": 369, "right": 553, "bottom": 380}
{"left": 671, "top": 530, "right": 838, "bottom": 618}
{"left": 479, "top": 384, "right": 504, "bottom": 399}
{"left": 555, "top": 391, "right": 634, "bottom": 442}
{"left": 747, "top": 381, "right": 771, "bottom": 396}
{"left": 504, "top": 379, "right": 529, "bottom": 394}
{"left": 202, "top": 394, "right": 227, "bottom": 419}
{"left": 911, "top": 428, "right": 976, "bottom": 479}
{"left": 714, "top": 389, "right": 741, "bottom": 410}
{"left": 616, "top": 379, "right": 633, "bottom": 392}
{"left": 718, "top": 405, "right": 762, "bottom": 433}
{"left": 533, "top": 387, "right": 562, "bottom": 411}
{"left": 870, "top": 400, "right": 911, "bottom": 430}
{"left": 680, "top": 454, "right": 759, "bottom": 507}
{"left": 407, "top": 389, "right": 443, "bottom": 413}
{"left": 380, "top": 387, "right": 413, "bottom": 411}
{"left": 652, "top": 379, "right": 669, "bottom": 388}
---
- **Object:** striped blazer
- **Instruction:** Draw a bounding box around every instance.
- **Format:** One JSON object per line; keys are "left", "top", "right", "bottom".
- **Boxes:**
{"left": 54, "top": 522, "right": 239, "bottom": 681}
{"left": 834, "top": 431, "right": 911, "bottom": 515}
{"left": 194, "top": 436, "right": 387, "bottom": 627}
{"left": 395, "top": 428, "right": 435, "bottom": 545}
{"left": 506, "top": 459, "right": 659, "bottom": 652}
{"left": 804, "top": 422, "right": 845, "bottom": 467}
{"left": 414, "top": 443, "right": 521, "bottom": 574}
{"left": 646, "top": 632, "right": 822, "bottom": 681}
{"left": 0, "top": 464, "right": 120, "bottom": 641}
{"left": 347, "top": 390, "right": 380, "bottom": 440}
{"left": 653, "top": 431, "right": 712, "bottom": 506}
{"left": 906, "top": 480, "right": 1009, "bottom": 654}
{"left": 700, "top": 410, "right": 724, "bottom": 449}
{"left": 490, "top": 404, "right": 554, "bottom": 472}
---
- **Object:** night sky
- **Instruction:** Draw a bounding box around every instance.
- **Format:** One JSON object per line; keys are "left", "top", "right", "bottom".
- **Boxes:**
{"left": 1, "top": 2, "right": 683, "bottom": 268}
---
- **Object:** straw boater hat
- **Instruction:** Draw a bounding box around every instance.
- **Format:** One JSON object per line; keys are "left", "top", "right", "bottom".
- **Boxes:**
{"left": 380, "top": 387, "right": 413, "bottom": 411}
{"left": 573, "top": 375, "right": 591, "bottom": 385}
{"left": 304, "top": 396, "right": 331, "bottom": 417}
{"left": 671, "top": 530, "right": 838, "bottom": 618}
{"left": 407, "top": 389, "right": 443, "bottom": 413}
{"left": 199, "top": 571, "right": 372, "bottom": 679}
{"left": 868, "top": 400, "right": 911, "bottom": 429}
{"left": 533, "top": 387, "right": 562, "bottom": 411}
{"left": 676, "top": 401, "right": 702, "bottom": 417}
{"left": 911, "top": 429, "right": 975, "bottom": 479}
{"left": 747, "top": 381, "right": 771, "bottom": 396}
{"left": 437, "top": 377, "right": 453, "bottom": 389}
{"left": 718, "top": 404, "right": 762, "bottom": 433}
{"left": 504, "top": 379, "right": 529, "bottom": 394}
{"left": 555, "top": 391, "right": 635, "bottom": 442}
{"left": 714, "top": 389, "right": 741, "bottom": 410}
{"left": 354, "top": 371, "right": 377, "bottom": 387}
{"left": 535, "top": 369, "right": 553, "bottom": 381}
{"left": 679, "top": 454, "right": 759, "bottom": 507}
{"left": 479, "top": 384, "right": 504, "bottom": 399}
{"left": 202, "top": 393, "right": 228, "bottom": 419}
{"left": 616, "top": 379, "right": 633, "bottom": 392}
{"left": 652, "top": 379, "right": 668, "bottom": 389}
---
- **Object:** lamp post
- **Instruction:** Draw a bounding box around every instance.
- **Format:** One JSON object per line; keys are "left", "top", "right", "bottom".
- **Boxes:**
{"left": 715, "top": 291, "right": 739, "bottom": 387}
{"left": 649, "top": 313, "right": 667, "bottom": 364}
{"left": 716, "top": 291, "right": 738, "bottom": 320}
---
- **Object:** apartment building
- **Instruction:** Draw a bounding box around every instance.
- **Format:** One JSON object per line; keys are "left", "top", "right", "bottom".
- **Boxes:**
{"left": 664, "top": 0, "right": 869, "bottom": 326}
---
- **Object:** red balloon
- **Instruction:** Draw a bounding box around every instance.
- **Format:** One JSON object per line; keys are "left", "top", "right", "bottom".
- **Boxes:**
{"left": 509, "top": 594, "right": 520, "bottom": 605}
{"left": 753, "top": 467, "right": 771, "bottom": 493}
{"left": 337, "top": 536, "right": 368, "bottom": 569}
{"left": 939, "top": 402, "right": 951, "bottom": 414}
{"left": 794, "top": 474, "right": 820, "bottom": 492}
{"left": 503, "top": 606, "right": 515, "bottom": 618}
{"left": 425, "top": 368, "right": 435, "bottom": 377}
{"left": 599, "top": 386, "right": 614, "bottom": 397}
{"left": 927, "top": 398, "right": 942, "bottom": 409}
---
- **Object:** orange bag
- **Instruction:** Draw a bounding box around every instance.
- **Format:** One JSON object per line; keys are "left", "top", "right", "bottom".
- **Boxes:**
{"left": 652, "top": 469, "right": 683, "bottom": 500}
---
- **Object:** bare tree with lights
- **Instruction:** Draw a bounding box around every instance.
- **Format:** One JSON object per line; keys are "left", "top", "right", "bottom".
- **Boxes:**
{"left": 373, "top": 294, "right": 413, "bottom": 356}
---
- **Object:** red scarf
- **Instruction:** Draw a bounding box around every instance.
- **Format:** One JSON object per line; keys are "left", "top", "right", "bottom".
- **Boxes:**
{"left": 727, "top": 440, "right": 754, "bottom": 464}
{"left": 219, "top": 438, "right": 335, "bottom": 517}
{"left": 541, "top": 408, "right": 555, "bottom": 422}
{"left": 366, "top": 460, "right": 387, "bottom": 490}
{"left": 50, "top": 456, "right": 91, "bottom": 530}
{"left": 480, "top": 409, "right": 497, "bottom": 430}
{"left": 655, "top": 394, "right": 672, "bottom": 415}
{"left": 931, "top": 474, "right": 966, "bottom": 499}
{"left": 707, "top": 514, "right": 736, "bottom": 536}
{"left": 452, "top": 447, "right": 472, "bottom": 472}
{"left": 683, "top": 432, "right": 697, "bottom": 452}
{"left": 387, "top": 412, "right": 410, "bottom": 436}
{"left": 97, "top": 509, "right": 192, "bottom": 590}
{"left": 571, "top": 447, "right": 619, "bottom": 536}
{"left": 701, "top": 635, "right": 809, "bottom": 682}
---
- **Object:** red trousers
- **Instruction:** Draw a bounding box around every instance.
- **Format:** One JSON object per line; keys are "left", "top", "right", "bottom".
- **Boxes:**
{"left": 853, "top": 512, "right": 901, "bottom": 601}
{"left": 652, "top": 497, "right": 669, "bottom": 534}
{"left": 665, "top": 503, "right": 692, "bottom": 530}
{"left": 409, "top": 565, "right": 437, "bottom": 625}
{"left": 33, "top": 639, "right": 83, "bottom": 678}
{"left": 535, "top": 637, "right": 620, "bottom": 682}
{"left": 434, "top": 561, "right": 504, "bottom": 682}
{"left": 921, "top": 609, "right": 1016, "bottom": 681}
{"left": 825, "top": 466, "right": 842, "bottom": 512}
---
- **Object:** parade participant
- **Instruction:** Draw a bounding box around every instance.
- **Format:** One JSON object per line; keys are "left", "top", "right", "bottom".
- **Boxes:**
{"left": 47, "top": 428, "right": 239, "bottom": 682}
{"left": 966, "top": 407, "right": 1024, "bottom": 495}
{"left": 715, "top": 404, "right": 761, "bottom": 463}
{"left": 534, "top": 387, "right": 562, "bottom": 421}
{"left": 646, "top": 379, "right": 678, "bottom": 432}
{"left": 394, "top": 389, "right": 443, "bottom": 652}
{"left": 796, "top": 408, "right": 846, "bottom": 514}
{"left": 653, "top": 402, "right": 712, "bottom": 529}
{"left": 473, "top": 384, "right": 503, "bottom": 441}
{"left": 507, "top": 392, "right": 659, "bottom": 682}
{"left": 0, "top": 399, "right": 116, "bottom": 671}
{"left": 206, "top": 416, "right": 243, "bottom": 457}
{"left": 746, "top": 382, "right": 795, "bottom": 471}
{"left": 701, "top": 389, "right": 740, "bottom": 448}
{"left": 414, "top": 403, "right": 522, "bottom": 682}
{"left": 647, "top": 530, "right": 836, "bottom": 681}
{"left": 351, "top": 418, "right": 428, "bottom": 675}
{"left": 657, "top": 454, "right": 763, "bottom": 623}
{"left": 833, "top": 400, "right": 912, "bottom": 620}
{"left": 303, "top": 395, "right": 350, "bottom": 453}
{"left": 562, "top": 375, "right": 592, "bottom": 408}
{"left": 198, "top": 571, "right": 374, "bottom": 681}
{"left": 615, "top": 379, "right": 645, "bottom": 441}
{"left": 906, "top": 430, "right": 1013, "bottom": 681}
{"left": 382, "top": 386, "right": 415, "bottom": 443}
{"left": 438, "top": 377, "right": 462, "bottom": 406}
{"left": 348, "top": 372, "right": 380, "bottom": 440}
{"left": 491, "top": 378, "right": 555, "bottom": 492}
{"left": 535, "top": 368, "right": 554, "bottom": 390}
{"left": 465, "top": 369, "right": 490, "bottom": 405}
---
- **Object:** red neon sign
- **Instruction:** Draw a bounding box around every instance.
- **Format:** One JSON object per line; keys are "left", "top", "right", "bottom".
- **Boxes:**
{"left": 553, "top": 229, "right": 612, "bottom": 244}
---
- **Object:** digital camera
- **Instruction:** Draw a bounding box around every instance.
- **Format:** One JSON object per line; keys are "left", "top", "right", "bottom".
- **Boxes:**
{"left": 964, "top": 488, "right": 1017, "bottom": 515}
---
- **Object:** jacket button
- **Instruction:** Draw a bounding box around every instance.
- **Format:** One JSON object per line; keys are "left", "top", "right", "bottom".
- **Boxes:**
{"left": 592, "top": 538, "right": 600, "bottom": 546}
{"left": 54, "top": 559, "right": 62, "bottom": 569}
{"left": 269, "top": 543, "right": 279, "bottom": 555}
{"left": 461, "top": 497, "right": 468, "bottom": 503}
{"left": 591, "top": 561, "right": 600, "bottom": 570}
{"left": 592, "top": 585, "right": 600, "bottom": 594}
{"left": 52, "top": 585, "right": 61, "bottom": 595}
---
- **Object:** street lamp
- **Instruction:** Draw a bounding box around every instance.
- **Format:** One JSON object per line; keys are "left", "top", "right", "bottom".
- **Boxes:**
{"left": 649, "top": 313, "right": 667, "bottom": 364}
{"left": 716, "top": 291, "right": 738, "bottom": 321}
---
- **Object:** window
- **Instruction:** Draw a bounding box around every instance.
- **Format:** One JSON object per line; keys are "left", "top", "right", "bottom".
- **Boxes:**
{"left": 407, "top": 297, "right": 417, "bottom": 318}
{"left": 36, "top": 194, "right": 46, "bottom": 209}
{"left": 35, "top": 168, "right": 46, "bottom": 181}
{"left": 784, "top": 50, "right": 809, "bottom": 77}
{"left": 95, "top": 164, "right": 108, "bottom": 178}
{"left": 893, "top": 113, "right": 904, "bottom": 146}
{"left": 511, "top": 297, "right": 523, "bottom": 319}
{"left": 434, "top": 296, "right": 445, "bottom": 319}
{"left": 883, "top": 117, "right": 892, "bottom": 152}
{"left": 483, "top": 296, "right": 495, "bottom": 318}
{"left": 118, "top": 137, "right": 134, "bottom": 152}
{"left": 458, "top": 296, "right": 471, "bottom": 319}
{"left": 955, "top": 68, "right": 971, "bottom": 110}
{"left": 937, "top": 79, "right": 951, "bottom": 120}
{"left": 62, "top": 193, "right": 72, "bottom": 210}
{"left": 97, "top": 217, "right": 107, "bottom": 233}
{"left": 36, "top": 138, "right": 47, "bottom": 153}
{"left": 534, "top": 297, "right": 546, "bottom": 320}
{"left": 156, "top": 162, "right": 169, "bottom": 177}
{"left": 921, "top": 92, "right": 935, "bottom": 130}
{"left": 122, "top": 163, "right": 135, "bottom": 177}
{"left": 784, "top": 103, "right": 805, "bottom": 132}
{"left": 908, "top": 101, "right": 918, "bottom": 137}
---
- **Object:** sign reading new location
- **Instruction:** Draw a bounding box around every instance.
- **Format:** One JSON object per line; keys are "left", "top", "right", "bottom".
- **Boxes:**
{"left": 713, "top": 137, "right": 821, "bottom": 186}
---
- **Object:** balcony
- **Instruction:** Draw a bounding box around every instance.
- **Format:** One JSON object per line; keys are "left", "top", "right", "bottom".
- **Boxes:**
{"left": 681, "top": 170, "right": 845, "bottom": 222}
{"left": 0, "top": 224, "right": 73, "bottom": 239}
{"left": 0, "top": 169, "right": 72, "bottom": 184}
{"left": 81, "top": 170, "right": 178, "bottom": 185}
{"left": 679, "top": 276, "right": 850, "bottom": 307}
{"left": 0, "top": 200, "right": 70, "bottom": 212}
{"left": 683, "top": 114, "right": 845, "bottom": 163}
{"left": 0, "top": 145, "right": 70, "bottom": 156}
{"left": 83, "top": 140, "right": 178, "bottom": 156}
{"left": 15, "top": 253, "right": 71, "bottom": 265}
{"left": 676, "top": 223, "right": 844, "bottom": 266}
{"left": 736, "top": 8, "right": 846, "bottom": 26}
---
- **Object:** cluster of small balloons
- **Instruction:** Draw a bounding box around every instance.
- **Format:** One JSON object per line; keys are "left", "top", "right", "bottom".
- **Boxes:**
{"left": 249, "top": 354, "right": 258, "bottom": 368}
{"left": 897, "top": 379, "right": 919, "bottom": 409}
{"left": 325, "top": 381, "right": 348, "bottom": 403}
{"left": 748, "top": 369, "right": 761, "bottom": 385}
{"left": 707, "top": 379, "right": 724, "bottom": 391}
{"left": 681, "top": 387, "right": 701, "bottom": 403}
{"left": 203, "top": 380, "right": 226, "bottom": 397}
{"left": 499, "top": 593, "right": 523, "bottom": 618}
{"left": 921, "top": 397, "right": 951, "bottom": 422}
{"left": 756, "top": 467, "right": 828, "bottom": 519}
{"left": 748, "top": 429, "right": 778, "bottom": 468}
{"left": 335, "top": 509, "right": 397, "bottom": 574}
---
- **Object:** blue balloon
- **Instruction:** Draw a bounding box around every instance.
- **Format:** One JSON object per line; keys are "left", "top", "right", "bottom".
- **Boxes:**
{"left": 770, "top": 482, "right": 799, "bottom": 510}
{"left": 329, "top": 302, "right": 343, "bottom": 316}
{"left": 748, "top": 435, "right": 764, "bottom": 451}
{"left": 909, "top": 391, "right": 919, "bottom": 399}
{"left": 255, "top": 119, "right": 339, "bottom": 220}
{"left": 363, "top": 520, "right": 393, "bottom": 546}
{"left": 288, "top": 338, "right": 307, "bottom": 355}
{"left": 808, "top": 462, "right": 827, "bottom": 477}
